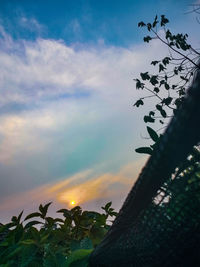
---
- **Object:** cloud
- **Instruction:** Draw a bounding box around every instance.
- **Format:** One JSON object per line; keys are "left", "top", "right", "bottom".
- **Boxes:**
{"left": 19, "top": 16, "right": 46, "bottom": 35}
{"left": 0, "top": 26, "right": 165, "bottom": 165}
{"left": 0, "top": 26, "right": 168, "bottom": 107}
{"left": 0, "top": 24, "right": 168, "bottom": 220}
{"left": 0, "top": 157, "right": 146, "bottom": 222}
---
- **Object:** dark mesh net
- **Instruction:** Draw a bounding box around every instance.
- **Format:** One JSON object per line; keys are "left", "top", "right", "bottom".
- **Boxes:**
{"left": 89, "top": 69, "right": 200, "bottom": 266}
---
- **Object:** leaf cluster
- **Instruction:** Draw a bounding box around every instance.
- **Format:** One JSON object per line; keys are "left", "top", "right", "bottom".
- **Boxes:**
{"left": 134, "top": 15, "right": 199, "bottom": 155}
{"left": 0, "top": 202, "right": 118, "bottom": 266}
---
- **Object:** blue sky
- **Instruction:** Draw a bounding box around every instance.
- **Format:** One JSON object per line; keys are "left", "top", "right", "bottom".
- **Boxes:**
{"left": 0, "top": 0, "right": 196, "bottom": 45}
{"left": 0, "top": 0, "right": 199, "bottom": 222}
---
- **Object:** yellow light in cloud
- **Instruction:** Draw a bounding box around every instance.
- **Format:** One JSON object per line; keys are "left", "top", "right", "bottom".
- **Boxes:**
{"left": 70, "top": 200, "right": 76, "bottom": 206}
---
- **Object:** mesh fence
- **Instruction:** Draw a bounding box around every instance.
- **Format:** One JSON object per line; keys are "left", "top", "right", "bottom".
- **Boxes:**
{"left": 89, "top": 68, "right": 200, "bottom": 266}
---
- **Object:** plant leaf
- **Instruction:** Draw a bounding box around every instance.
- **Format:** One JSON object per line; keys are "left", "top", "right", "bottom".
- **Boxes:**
{"left": 24, "top": 212, "right": 42, "bottom": 221}
{"left": 135, "top": 147, "right": 153, "bottom": 155}
{"left": 66, "top": 249, "right": 93, "bottom": 267}
{"left": 147, "top": 126, "right": 159, "bottom": 142}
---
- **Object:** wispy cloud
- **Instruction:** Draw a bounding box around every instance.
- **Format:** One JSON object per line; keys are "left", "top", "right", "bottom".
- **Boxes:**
{"left": 0, "top": 24, "right": 167, "bottom": 220}
{"left": 0, "top": 157, "right": 146, "bottom": 222}
{"left": 19, "top": 16, "right": 46, "bottom": 35}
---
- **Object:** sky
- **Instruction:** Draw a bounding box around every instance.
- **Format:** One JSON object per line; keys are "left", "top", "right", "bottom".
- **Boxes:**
{"left": 0, "top": 0, "right": 199, "bottom": 222}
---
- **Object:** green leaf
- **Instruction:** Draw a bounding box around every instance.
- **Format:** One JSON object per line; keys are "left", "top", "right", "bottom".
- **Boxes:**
{"left": 19, "top": 244, "right": 38, "bottom": 267}
{"left": 135, "top": 147, "right": 153, "bottom": 155}
{"left": 24, "top": 221, "right": 43, "bottom": 229}
{"left": 6, "top": 246, "right": 23, "bottom": 260}
{"left": 147, "top": 126, "right": 159, "bottom": 142}
{"left": 39, "top": 202, "right": 52, "bottom": 218}
{"left": 109, "top": 211, "right": 118, "bottom": 217}
{"left": 44, "top": 253, "right": 67, "bottom": 267}
{"left": 42, "top": 202, "right": 52, "bottom": 216}
{"left": 20, "top": 239, "right": 36, "bottom": 245}
{"left": 54, "top": 218, "right": 64, "bottom": 223}
{"left": 57, "top": 208, "right": 70, "bottom": 214}
{"left": 17, "top": 211, "right": 23, "bottom": 224}
{"left": 29, "top": 227, "right": 40, "bottom": 242}
{"left": 70, "top": 237, "right": 93, "bottom": 252}
{"left": 11, "top": 216, "right": 18, "bottom": 224}
{"left": 24, "top": 212, "right": 41, "bottom": 221}
{"left": 66, "top": 249, "right": 93, "bottom": 267}
{"left": 14, "top": 224, "right": 24, "bottom": 243}
{"left": 103, "top": 202, "right": 112, "bottom": 212}
{"left": 89, "top": 226, "right": 107, "bottom": 246}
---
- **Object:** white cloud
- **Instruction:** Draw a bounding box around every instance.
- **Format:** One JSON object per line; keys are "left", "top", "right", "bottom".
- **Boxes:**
{"left": 0, "top": 28, "right": 167, "bottom": 106}
{"left": 0, "top": 26, "right": 169, "bottom": 214}
{"left": 19, "top": 16, "right": 46, "bottom": 34}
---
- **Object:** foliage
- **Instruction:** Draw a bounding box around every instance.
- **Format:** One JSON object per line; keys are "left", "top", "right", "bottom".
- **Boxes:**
{"left": 134, "top": 15, "right": 200, "bottom": 155}
{"left": 0, "top": 202, "right": 118, "bottom": 266}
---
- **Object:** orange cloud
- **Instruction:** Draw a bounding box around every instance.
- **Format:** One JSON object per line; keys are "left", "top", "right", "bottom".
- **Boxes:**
{"left": 47, "top": 157, "right": 146, "bottom": 208}
{"left": 0, "top": 157, "right": 146, "bottom": 219}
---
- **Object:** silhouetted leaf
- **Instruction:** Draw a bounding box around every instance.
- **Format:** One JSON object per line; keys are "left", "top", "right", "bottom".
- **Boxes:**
{"left": 135, "top": 147, "right": 153, "bottom": 155}
{"left": 134, "top": 78, "right": 145, "bottom": 89}
{"left": 161, "top": 15, "right": 169, "bottom": 26}
{"left": 24, "top": 221, "right": 43, "bottom": 229}
{"left": 147, "top": 23, "right": 152, "bottom": 31}
{"left": 150, "top": 75, "right": 158, "bottom": 85}
{"left": 160, "top": 109, "right": 167, "bottom": 118}
{"left": 24, "top": 212, "right": 41, "bottom": 221}
{"left": 144, "top": 36, "right": 152, "bottom": 43}
{"left": 134, "top": 99, "right": 144, "bottom": 107}
{"left": 147, "top": 126, "right": 159, "bottom": 142}
{"left": 151, "top": 60, "right": 160, "bottom": 66}
{"left": 164, "top": 82, "right": 170, "bottom": 90}
{"left": 162, "top": 97, "right": 173, "bottom": 106}
{"left": 138, "top": 21, "right": 146, "bottom": 27}
{"left": 140, "top": 72, "right": 150, "bottom": 80}
{"left": 144, "top": 115, "right": 155, "bottom": 123}
{"left": 152, "top": 15, "right": 158, "bottom": 27}
{"left": 154, "top": 87, "right": 159, "bottom": 93}
{"left": 159, "top": 64, "right": 166, "bottom": 72}
{"left": 162, "top": 57, "right": 171, "bottom": 66}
